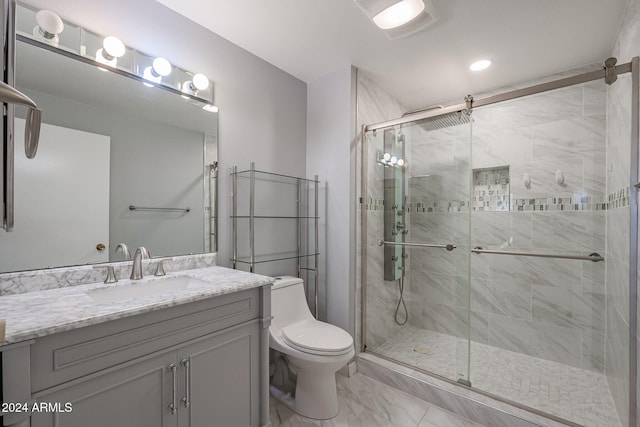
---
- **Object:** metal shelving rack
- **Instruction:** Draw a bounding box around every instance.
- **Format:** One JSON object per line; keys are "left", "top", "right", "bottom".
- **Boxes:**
{"left": 231, "top": 162, "right": 319, "bottom": 317}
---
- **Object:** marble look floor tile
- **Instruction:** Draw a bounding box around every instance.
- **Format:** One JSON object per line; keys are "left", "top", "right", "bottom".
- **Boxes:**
{"left": 270, "top": 373, "right": 437, "bottom": 427}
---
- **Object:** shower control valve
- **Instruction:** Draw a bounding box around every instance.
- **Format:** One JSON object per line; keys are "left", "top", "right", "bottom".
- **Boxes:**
{"left": 391, "top": 255, "right": 398, "bottom": 261}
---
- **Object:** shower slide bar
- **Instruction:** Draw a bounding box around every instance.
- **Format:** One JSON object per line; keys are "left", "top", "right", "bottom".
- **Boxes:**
{"left": 471, "top": 247, "right": 604, "bottom": 262}
{"left": 129, "top": 205, "right": 191, "bottom": 213}
{"left": 378, "top": 240, "right": 456, "bottom": 251}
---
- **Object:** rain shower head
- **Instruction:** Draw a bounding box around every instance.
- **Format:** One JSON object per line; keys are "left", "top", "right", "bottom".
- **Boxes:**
{"left": 406, "top": 111, "right": 472, "bottom": 133}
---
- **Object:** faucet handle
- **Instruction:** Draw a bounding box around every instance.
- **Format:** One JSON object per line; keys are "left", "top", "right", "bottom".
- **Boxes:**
{"left": 93, "top": 265, "right": 118, "bottom": 284}
{"left": 153, "top": 258, "right": 169, "bottom": 277}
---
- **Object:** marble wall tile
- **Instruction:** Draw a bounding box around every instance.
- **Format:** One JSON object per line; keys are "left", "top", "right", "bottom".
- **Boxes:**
{"left": 510, "top": 157, "right": 586, "bottom": 199}
{"left": 471, "top": 211, "right": 532, "bottom": 250}
{"left": 605, "top": 301, "right": 629, "bottom": 427}
{"left": 580, "top": 325, "right": 604, "bottom": 372}
{"left": 531, "top": 211, "right": 605, "bottom": 252}
{"left": 410, "top": 212, "right": 456, "bottom": 244}
{"left": 582, "top": 81, "right": 607, "bottom": 117}
{"left": 606, "top": 206, "right": 630, "bottom": 262}
{"left": 486, "top": 86, "right": 584, "bottom": 131}
{"left": 606, "top": 254, "right": 630, "bottom": 325}
{"left": 606, "top": 74, "right": 632, "bottom": 193}
{"left": 531, "top": 286, "right": 604, "bottom": 331}
{"left": 411, "top": 271, "right": 456, "bottom": 307}
{"left": 471, "top": 277, "right": 531, "bottom": 320}
{"left": 531, "top": 115, "right": 606, "bottom": 161}
{"left": 488, "top": 314, "right": 582, "bottom": 367}
{"left": 471, "top": 126, "right": 532, "bottom": 170}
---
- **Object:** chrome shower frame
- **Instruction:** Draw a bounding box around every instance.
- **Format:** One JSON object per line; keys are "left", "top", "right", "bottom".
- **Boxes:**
{"left": 359, "top": 57, "right": 640, "bottom": 427}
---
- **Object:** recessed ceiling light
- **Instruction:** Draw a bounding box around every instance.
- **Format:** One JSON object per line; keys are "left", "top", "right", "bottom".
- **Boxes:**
{"left": 470, "top": 59, "right": 492, "bottom": 71}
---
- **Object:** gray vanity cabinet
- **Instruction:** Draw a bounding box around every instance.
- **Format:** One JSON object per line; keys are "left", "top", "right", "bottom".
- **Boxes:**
{"left": 3, "top": 286, "right": 271, "bottom": 427}
{"left": 31, "top": 350, "right": 176, "bottom": 427}
{"left": 30, "top": 322, "right": 260, "bottom": 427}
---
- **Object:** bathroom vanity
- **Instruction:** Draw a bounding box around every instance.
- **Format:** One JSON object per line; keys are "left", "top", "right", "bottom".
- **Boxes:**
{"left": 0, "top": 266, "right": 272, "bottom": 427}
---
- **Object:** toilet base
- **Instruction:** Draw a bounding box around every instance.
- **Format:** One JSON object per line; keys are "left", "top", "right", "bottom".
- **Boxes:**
{"left": 269, "top": 370, "right": 340, "bottom": 420}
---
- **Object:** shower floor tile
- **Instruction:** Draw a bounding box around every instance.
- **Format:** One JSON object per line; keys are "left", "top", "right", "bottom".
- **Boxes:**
{"left": 370, "top": 326, "right": 621, "bottom": 427}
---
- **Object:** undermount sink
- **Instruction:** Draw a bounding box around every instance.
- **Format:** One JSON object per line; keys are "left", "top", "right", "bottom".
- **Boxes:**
{"left": 86, "top": 276, "right": 208, "bottom": 303}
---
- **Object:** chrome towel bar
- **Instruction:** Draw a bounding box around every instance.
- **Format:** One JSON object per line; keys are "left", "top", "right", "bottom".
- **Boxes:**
{"left": 129, "top": 205, "right": 191, "bottom": 212}
{"left": 378, "top": 240, "right": 456, "bottom": 251}
{"left": 471, "top": 247, "right": 604, "bottom": 262}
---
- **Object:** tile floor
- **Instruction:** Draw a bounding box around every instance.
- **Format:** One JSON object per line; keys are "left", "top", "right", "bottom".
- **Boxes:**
{"left": 269, "top": 372, "right": 488, "bottom": 427}
{"left": 371, "top": 326, "right": 621, "bottom": 427}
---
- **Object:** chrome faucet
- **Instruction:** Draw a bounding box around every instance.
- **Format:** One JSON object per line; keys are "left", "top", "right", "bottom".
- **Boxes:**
{"left": 115, "top": 242, "right": 131, "bottom": 260}
{"left": 130, "top": 246, "right": 151, "bottom": 280}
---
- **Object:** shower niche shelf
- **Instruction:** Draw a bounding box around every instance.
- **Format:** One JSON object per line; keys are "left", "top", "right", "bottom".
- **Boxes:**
{"left": 230, "top": 163, "right": 319, "bottom": 278}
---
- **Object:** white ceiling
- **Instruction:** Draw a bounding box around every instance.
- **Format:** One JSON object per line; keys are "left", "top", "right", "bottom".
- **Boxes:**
{"left": 154, "top": 0, "right": 628, "bottom": 110}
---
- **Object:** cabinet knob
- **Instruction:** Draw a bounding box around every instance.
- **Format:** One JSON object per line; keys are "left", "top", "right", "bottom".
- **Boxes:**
{"left": 96, "top": 243, "right": 106, "bottom": 252}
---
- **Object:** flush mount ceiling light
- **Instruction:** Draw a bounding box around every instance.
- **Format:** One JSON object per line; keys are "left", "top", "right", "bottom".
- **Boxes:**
{"left": 470, "top": 59, "right": 492, "bottom": 71}
{"left": 143, "top": 57, "right": 172, "bottom": 86}
{"left": 32, "top": 10, "right": 64, "bottom": 47}
{"left": 354, "top": 0, "right": 438, "bottom": 39}
{"left": 96, "top": 36, "right": 125, "bottom": 68}
{"left": 182, "top": 73, "right": 210, "bottom": 97}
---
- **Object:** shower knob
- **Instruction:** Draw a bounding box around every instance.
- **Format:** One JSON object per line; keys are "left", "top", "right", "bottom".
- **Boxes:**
{"left": 391, "top": 256, "right": 398, "bottom": 261}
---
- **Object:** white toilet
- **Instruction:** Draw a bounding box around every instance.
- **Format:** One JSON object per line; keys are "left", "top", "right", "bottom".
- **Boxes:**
{"left": 269, "top": 276, "right": 354, "bottom": 420}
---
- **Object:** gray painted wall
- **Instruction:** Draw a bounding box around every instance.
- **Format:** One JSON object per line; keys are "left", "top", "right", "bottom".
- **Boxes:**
{"left": 22, "top": 0, "right": 308, "bottom": 269}
{"left": 306, "top": 67, "right": 357, "bottom": 333}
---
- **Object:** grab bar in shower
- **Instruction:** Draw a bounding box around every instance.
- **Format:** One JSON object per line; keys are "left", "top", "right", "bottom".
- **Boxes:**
{"left": 129, "top": 205, "right": 191, "bottom": 213}
{"left": 471, "top": 247, "right": 604, "bottom": 262}
{"left": 378, "top": 240, "right": 456, "bottom": 251}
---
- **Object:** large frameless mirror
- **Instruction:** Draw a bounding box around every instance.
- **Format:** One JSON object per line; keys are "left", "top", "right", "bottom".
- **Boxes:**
{"left": 0, "top": 3, "right": 218, "bottom": 273}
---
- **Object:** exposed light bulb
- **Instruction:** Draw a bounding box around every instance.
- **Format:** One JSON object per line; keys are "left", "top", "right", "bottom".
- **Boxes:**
{"left": 470, "top": 59, "right": 492, "bottom": 71}
{"left": 383, "top": 152, "right": 391, "bottom": 161}
{"left": 103, "top": 36, "right": 125, "bottom": 58}
{"left": 32, "top": 10, "right": 64, "bottom": 47}
{"left": 192, "top": 73, "right": 209, "bottom": 90}
{"left": 397, "top": 158, "right": 405, "bottom": 167}
{"left": 373, "top": 0, "right": 425, "bottom": 30}
{"left": 96, "top": 36, "right": 125, "bottom": 69}
{"left": 390, "top": 156, "right": 398, "bottom": 164}
{"left": 152, "top": 57, "right": 172, "bottom": 77}
{"left": 143, "top": 66, "right": 159, "bottom": 87}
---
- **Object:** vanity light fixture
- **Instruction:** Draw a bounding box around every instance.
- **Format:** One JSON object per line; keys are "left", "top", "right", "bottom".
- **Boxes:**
{"left": 470, "top": 59, "right": 492, "bottom": 71}
{"left": 181, "top": 73, "right": 210, "bottom": 98}
{"left": 143, "top": 57, "right": 172, "bottom": 87}
{"left": 32, "top": 10, "right": 64, "bottom": 47}
{"left": 354, "top": 0, "right": 438, "bottom": 38}
{"left": 96, "top": 36, "right": 125, "bottom": 68}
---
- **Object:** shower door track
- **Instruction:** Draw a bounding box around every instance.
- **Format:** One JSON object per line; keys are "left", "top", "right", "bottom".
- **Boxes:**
{"left": 364, "top": 59, "right": 632, "bottom": 132}
{"left": 360, "top": 56, "right": 640, "bottom": 427}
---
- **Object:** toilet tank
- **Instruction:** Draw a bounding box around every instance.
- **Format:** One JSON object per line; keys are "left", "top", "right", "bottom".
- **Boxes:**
{"left": 270, "top": 276, "right": 314, "bottom": 331}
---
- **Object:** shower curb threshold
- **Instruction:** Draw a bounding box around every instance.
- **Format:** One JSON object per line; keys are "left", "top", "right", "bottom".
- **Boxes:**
{"left": 357, "top": 352, "right": 580, "bottom": 427}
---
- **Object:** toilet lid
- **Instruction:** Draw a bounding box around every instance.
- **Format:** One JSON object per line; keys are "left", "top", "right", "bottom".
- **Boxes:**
{"left": 282, "top": 319, "right": 353, "bottom": 355}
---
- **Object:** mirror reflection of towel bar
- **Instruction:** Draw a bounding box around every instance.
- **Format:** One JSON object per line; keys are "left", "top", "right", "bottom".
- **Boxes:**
{"left": 129, "top": 205, "right": 191, "bottom": 213}
{"left": 378, "top": 240, "right": 456, "bottom": 251}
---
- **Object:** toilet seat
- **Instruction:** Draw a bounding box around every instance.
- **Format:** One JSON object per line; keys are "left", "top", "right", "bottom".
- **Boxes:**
{"left": 282, "top": 319, "right": 353, "bottom": 356}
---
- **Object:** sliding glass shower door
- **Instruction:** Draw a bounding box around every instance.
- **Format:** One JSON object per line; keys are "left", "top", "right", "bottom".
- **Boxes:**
{"left": 362, "top": 112, "right": 473, "bottom": 385}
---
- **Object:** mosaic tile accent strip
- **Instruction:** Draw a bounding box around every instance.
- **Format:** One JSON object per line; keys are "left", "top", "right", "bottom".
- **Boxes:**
{"left": 360, "top": 187, "right": 631, "bottom": 212}
{"left": 607, "top": 186, "right": 631, "bottom": 209}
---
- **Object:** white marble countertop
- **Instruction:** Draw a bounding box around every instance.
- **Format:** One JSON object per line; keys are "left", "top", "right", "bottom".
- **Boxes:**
{"left": 0, "top": 266, "right": 273, "bottom": 346}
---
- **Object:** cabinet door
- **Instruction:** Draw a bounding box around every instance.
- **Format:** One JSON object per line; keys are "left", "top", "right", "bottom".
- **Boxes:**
{"left": 177, "top": 322, "right": 260, "bottom": 427}
{"left": 31, "top": 351, "right": 177, "bottom": 427}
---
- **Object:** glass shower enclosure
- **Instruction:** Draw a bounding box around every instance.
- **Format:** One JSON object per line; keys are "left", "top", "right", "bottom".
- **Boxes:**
{"left": 361, "top": 60, "right": 638, "bottom": 427}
